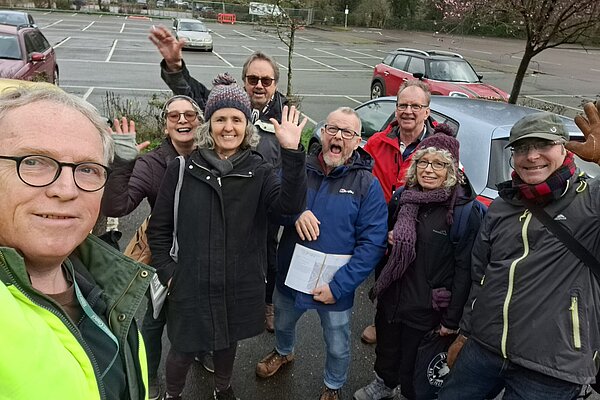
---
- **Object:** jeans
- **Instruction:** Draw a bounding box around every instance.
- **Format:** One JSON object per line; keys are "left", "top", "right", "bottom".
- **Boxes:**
{"left": 274, "top": 287, "right": 351, "bottom": 390}
{"left": 438, "top": 339, "right": 581, "bottom": 400}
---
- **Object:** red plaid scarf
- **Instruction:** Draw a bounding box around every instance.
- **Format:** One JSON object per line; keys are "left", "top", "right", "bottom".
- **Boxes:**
{"left": 511, "top": 151, "right": 576, "bottom": 205}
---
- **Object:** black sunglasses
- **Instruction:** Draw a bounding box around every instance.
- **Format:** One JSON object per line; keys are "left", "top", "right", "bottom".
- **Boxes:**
{"left": 244, "top": 75, "right": 274, "bottom": 87}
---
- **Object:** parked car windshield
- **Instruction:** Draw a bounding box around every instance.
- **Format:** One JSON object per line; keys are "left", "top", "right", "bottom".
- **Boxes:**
{"left": 179, "top": 22, "right": 208, "bottom": 32}
{"left": 429, "top": 60, "right": 479, "bottom": 83}
{"left": 0, "top": 35, "right": 21, "bottom": 59}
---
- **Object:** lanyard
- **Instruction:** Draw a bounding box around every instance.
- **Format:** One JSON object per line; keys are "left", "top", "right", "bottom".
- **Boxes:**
{"left": 73, "top": 274, "right": 120, "bottom": 379}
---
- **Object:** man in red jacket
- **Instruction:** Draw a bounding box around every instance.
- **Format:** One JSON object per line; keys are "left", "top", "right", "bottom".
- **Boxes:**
{"left": 361, "top": 80, "right": 433, "bottom": 344}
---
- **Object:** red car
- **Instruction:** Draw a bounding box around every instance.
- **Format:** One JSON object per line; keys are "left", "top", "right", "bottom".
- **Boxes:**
{"left": 0, "top": 24, "right": 58, "bottom": 85}
{"left": 371, "top": 48, "right": 508, "bottom": 102}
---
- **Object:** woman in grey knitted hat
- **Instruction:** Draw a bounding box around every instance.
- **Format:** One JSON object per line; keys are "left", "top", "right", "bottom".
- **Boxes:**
{"left": 147, "top": 73, "right": 308, "bottom": 400}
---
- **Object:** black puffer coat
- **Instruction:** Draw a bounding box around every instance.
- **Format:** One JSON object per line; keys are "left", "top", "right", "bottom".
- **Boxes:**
{"left": 147, "top": 147, "right": 306, "bottom": 352}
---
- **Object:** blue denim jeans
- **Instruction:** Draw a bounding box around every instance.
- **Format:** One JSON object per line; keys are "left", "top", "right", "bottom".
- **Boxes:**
{"left": 438, "top": 339, "right": 581, "bottom": 400}
{"left": 273, "top": 287, "right": 351, "bottom": 390}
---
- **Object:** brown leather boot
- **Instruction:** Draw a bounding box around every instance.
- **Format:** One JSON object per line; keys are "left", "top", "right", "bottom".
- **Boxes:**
{"left": 319, "top": 386, "right": 341, "bottom": 400}
{"left": 256, "top": 349, "right": 294, "bottom": 378}
{"left": 361, "top": 324, "right": 377, "bottom": 344}
{"left": 265, "top": 303, "right": 275, "bottom": 333}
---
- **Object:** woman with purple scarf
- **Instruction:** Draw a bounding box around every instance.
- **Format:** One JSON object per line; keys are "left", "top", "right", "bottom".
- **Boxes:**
{"left": 354, "top": 126, "right": 486, "bottom": 400}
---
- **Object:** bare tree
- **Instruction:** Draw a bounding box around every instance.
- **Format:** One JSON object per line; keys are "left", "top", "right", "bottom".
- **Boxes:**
{"left": 437, "top": 0, "right": 600, "bottom": 103}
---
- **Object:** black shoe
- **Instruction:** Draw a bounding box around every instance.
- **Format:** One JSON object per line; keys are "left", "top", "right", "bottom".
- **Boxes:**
{"left": 194, "top": 352, "right": 215, "bottom": 373}
{"left": 148, "top": 378, "right": 160, "bottom": 400}
{"left": 213, "top": 386, "right": 240, "bottom": 400}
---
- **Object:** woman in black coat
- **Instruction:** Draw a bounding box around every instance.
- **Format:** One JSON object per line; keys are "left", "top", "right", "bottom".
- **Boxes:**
{"left": 148, "top": 74, "right": 307, "bottom": 400}
{"left": 101, "top": 95, "right": 203, "bottom": 400}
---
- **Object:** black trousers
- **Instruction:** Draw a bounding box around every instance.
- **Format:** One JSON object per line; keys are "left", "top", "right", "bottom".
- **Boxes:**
{"left": 374, "top": 311, "right": 429, "bottom": 400}
{"left": 265, "top": 222, "right": 279, "bottom": 304}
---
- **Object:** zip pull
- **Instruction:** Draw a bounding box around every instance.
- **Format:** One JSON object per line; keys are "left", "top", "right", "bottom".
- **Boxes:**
{"left": 480, "top": 274, "right": 485, "bottom": 286}
{"left": 217, "top": 177, "right": 222, "bottom": 187}
{"left": 519, "top": 209, "right": 530, "bottom": 221}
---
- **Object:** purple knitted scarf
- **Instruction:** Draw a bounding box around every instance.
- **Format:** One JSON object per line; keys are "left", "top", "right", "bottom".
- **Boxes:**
{"left": 374, "top": 187, "right": 452, "bottom": 298}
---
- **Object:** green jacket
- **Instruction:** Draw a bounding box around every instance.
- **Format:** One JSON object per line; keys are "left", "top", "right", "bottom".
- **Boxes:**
{"left": 0, "top": 234, "right": 153, "bottom": 399}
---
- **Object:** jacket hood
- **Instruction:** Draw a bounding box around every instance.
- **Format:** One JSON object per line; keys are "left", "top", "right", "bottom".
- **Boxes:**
{"left": 454, "top": 172, "right": 477, "bottom": 206}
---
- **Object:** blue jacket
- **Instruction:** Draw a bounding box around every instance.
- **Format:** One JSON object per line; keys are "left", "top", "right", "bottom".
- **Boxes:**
{"left": 276, "top": 150, "right": 388, "bottom": 311}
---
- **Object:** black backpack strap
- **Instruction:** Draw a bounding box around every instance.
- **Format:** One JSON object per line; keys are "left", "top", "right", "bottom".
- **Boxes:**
{"left": 525, "top": 201, "right": 600, "bottom": 281}
{"left": 450, "top": 199, "right": 487, "bottom": 244}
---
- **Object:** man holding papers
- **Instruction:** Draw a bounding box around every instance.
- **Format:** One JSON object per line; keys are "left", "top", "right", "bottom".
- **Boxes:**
{"left": 256, "top": 107, "right": 388, "bottom": 400}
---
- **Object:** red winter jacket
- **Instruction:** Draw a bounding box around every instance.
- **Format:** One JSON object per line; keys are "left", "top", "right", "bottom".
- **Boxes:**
{"left": 364, "top": 121, "right": 431, "bottom": 202}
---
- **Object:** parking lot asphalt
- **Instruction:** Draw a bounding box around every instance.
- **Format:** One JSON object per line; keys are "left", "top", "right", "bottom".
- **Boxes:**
{"left": 25, "top": 10, "right": 600, "bottom": 399}
{"left": 34, "top": 11, "right": 599, "bottom": 124}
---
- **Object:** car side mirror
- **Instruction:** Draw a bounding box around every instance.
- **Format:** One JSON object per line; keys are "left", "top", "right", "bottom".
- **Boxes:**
{"left": 477, "top": 74, "right": 483, "bottom": 81}
{"left": 29, "top": 52, "right": 46, "bottom": 62}
{"left": 413, "top": 72, "right": 424, "bottom": 80}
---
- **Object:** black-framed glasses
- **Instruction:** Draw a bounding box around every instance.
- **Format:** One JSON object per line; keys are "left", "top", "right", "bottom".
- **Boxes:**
{"left": 244, "top": 75, "right": 274, "bottom": 87}
{"left": 0, "top": 155, "right": 111, "bottom": 192}
{"left": 397, "top": 103, "right": 429, "bottom": 111}
{"left": 510, "top": 140, "right": 563, "bottom": 156}
{"left": 416, "top": 160, "right": 448, "bottom": 171}
{"left": 323, "top": 124, "right": 359, "bottom": 140}
{"left": 166, "top": 110, "right": 199, "bottom": 123}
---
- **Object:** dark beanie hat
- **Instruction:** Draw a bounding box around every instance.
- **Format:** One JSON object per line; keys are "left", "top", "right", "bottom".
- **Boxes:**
{"left": 204, "top": 73, "right": 252, "bottom": 121}
{"left": 416, "top": 124, "right": 459, "bottom": 165}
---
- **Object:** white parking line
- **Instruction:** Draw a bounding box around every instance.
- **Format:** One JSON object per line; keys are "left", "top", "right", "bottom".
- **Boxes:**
{"left": 43, "top": 11, "right": 51, "bottom": 15}
{"left": 82, "top": 87, "right": 95, "bottom": 101}
{"left": 301, "top": 112, "right": 316, "bottom": 125}
{"left": 213, "top": 51, "right": 234, "bottom": 67}
{"left": 511, "top": 55, "right": 561, "bottom": 66}
{"left": 242, "top": 46, "right": 255, "bottom": 53}
{"left": 233, "top": 30, "right": 256, "bottom": 40}
{"left": 452, "top": 47, "right": 492, "bottom": 55}
{"left": 105, "top": 40, "right": 118, "bottom": 62}
{"left": 53, "top": 37, "right": 71, "bottom": 48}
{"left": 314, "top": 48, "right": 372, "bottom": 68}
{"left": 345, "top": 49, "right": 381, "bottom": 59}
{"left": 82, "top": 21, "right": 95, "bottom": 31}
{"left": 211, "top": 31, "right": 226, "bottom": 39}
{"left": 278, "top": 47, "right": 338, "bottom": 70}
{"left": 296, "top": 36, "right": 315, "bottom": 43}
{"left": 592, "top": 68, "right": 600, "bottom": 73}
{"left": 344, "top": 96, "right": 362, "bottom": 104}
{"left": 120, "top": 23, "right": 125, "bottom": 33}
{"left": 42, "top": 20, "right": 63, "bottom": 29}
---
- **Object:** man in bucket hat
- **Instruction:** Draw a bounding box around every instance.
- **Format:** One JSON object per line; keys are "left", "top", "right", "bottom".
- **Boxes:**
{"left": 438, "top": 104, "right": 600, "bottom": 399}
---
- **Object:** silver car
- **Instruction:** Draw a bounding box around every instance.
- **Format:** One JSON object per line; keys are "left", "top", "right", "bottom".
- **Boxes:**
{"left": 309, "top": 96, "right": 600, "bottom": 205}
{"left": 172, "top": 18, "right": 213, "bottom": 51}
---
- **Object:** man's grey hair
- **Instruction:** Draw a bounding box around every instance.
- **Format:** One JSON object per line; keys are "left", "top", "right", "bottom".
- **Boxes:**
{"left": 195, "top": 119, "right": 260, "bottom": 151}
{"left": 323, "top": 106, "right": 362, "bottom": 137}
{"left": 405, "top": 147, "right": 463, "bottom": 189}
{"left": 242, "top": 51, "right": 280, "bottom": 84}
{"left": 0, "top": 86, "right": 113, "bottom": 164}
{"left": 398, "top": 80, "right": 431, "bottom": 106}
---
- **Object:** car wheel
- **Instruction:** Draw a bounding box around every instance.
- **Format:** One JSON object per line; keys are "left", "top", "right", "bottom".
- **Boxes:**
{"left": 53, "top": 67, "right": 59, "bottom": 86}
{"left": 308, "top": 141, "right": 321, "bottom": 156}
{"left": 370, "top": 82, "right": 383, "bottom": 99}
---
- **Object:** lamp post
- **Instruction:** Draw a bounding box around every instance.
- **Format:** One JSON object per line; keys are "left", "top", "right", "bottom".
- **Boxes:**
{"left": 344, "top": 5, "right": 348, "bottom": 29}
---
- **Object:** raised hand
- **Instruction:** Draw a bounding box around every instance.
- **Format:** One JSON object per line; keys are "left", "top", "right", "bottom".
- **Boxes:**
{"left": 270, "top": 105, "right": 308, "bottom": 150}
{"left": 148, "top": 25, "right": 185, "bottom": 71}
{"left": 565, "top": 102, "right": 600, "bottom": 164}
{"left": 110, "top": 117, "right": 150, "bottom": 152}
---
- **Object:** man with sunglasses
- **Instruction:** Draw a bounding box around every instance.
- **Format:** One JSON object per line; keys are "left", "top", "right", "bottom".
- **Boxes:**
{"left": 438, "top": 105, "right": 600, "bottom": 400}
{"left": 149, "top": 25, "right": 289, "bottom": 333}
{"left": 360, "top": 80, "right": 435, "bottom": 345}
{"left": 0, "top": 86, "right": 152, "bottom": 399}
{"left": 256, "top": 107, "right": 387, "bottom": 400}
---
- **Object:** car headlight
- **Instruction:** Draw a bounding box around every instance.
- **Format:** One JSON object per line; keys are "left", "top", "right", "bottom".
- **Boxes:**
{"left": 449, "top": 91, "right": 469, "bottom": 98}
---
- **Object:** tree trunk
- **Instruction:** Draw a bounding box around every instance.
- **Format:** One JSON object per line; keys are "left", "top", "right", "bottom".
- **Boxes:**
{"left": 509, "top": 45, "right": 535, "bottom": 104}
{"left": 286, "top": 25, "right": 295, "bottom": 97}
